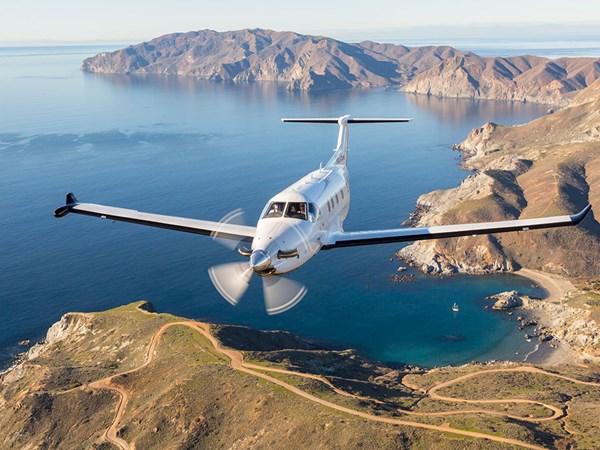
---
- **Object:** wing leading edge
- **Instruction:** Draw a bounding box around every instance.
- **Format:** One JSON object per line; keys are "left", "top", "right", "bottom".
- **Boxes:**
{"left": 323, "top": 205, "right": 592, "bottom": 249}
{"left": 54, "top": 193, "right": 255, "bottom": 242}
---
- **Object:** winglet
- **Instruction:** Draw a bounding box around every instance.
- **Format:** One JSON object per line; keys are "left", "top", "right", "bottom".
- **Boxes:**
{"left": 570, "top": 204, "right": 592, "bottom": 224}
{"left": 54, "top": 193, "right": 79, "bottom": 218}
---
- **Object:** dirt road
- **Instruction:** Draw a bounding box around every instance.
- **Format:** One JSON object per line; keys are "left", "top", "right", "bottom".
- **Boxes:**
{"left": 82, "top": 313, "right": 599, "bottom": 450}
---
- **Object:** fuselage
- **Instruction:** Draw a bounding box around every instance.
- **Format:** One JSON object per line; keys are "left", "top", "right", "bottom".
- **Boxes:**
{"left": 250, "top": 161, "right": 350, "bottom": 276}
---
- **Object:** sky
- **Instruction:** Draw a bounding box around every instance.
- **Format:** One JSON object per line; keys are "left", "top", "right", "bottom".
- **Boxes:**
{"left": 1, "top": 0, "right": 600, "bottom": 44}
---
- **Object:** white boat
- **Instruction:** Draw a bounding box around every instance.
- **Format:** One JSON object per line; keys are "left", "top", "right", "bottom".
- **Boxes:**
{"left": 452, "top": 302, "right": 459, "bottom": 312}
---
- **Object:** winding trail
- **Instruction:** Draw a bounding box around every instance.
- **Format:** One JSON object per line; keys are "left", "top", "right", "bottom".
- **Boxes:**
{"left": 425, "top": 367, "right": 568, "bottom": 420}
{"left": 82, "top": 314, "right": 600, "bottom": 450}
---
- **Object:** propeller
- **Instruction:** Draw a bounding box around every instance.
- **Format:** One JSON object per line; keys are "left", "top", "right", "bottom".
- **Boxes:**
{"left": 210, "top": 208, "right": 246, "bottom": 250}
{"left": 208, "top": 262, "right": 252, "bottom": 306}
{"left": 262, "top": 276, "right": 308, "bottom": 314}
{"left": 208, "top": 209, "right": 309, "bottom": 315}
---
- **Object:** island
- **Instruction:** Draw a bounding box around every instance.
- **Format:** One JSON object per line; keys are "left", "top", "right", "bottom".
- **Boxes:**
{"left": 82, "top": 28, "right": 600, "bottom": 105}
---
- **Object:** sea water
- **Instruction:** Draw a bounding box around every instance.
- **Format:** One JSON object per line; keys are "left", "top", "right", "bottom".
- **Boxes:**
{"left": 0, "top": 45, "right": 549, "bottom": 368}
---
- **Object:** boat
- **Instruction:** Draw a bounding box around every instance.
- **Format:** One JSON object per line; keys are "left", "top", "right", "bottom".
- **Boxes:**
{"left": 452, "top": 302, "right": 459, "bottom": 312}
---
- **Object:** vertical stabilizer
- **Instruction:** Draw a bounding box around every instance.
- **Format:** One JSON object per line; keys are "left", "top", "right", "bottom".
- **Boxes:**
{"left": 280, "top": 115, "right": 412, "bottom": 168}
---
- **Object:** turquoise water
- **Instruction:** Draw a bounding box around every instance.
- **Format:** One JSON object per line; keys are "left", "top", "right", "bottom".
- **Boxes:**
{"left": 0, "top": 45, "right": 549, "bottom": 368}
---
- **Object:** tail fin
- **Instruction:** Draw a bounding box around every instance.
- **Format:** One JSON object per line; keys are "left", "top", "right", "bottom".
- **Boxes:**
{"left": 281, "top": 115, "right": 413, "bottom": 167}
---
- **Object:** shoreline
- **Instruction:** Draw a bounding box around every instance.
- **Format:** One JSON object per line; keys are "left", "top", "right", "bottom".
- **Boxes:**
{"left": 0, "top": 269, "right": 585, "bottom": 376}
{"left": 514, "top": 268, "right": 580, "bottom": 366}
{"left": 515, "top": 268, "right": 576, "bottom": 303}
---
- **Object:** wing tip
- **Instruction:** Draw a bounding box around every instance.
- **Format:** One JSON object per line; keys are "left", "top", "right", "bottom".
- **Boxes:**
{"left": 571, "top": 204, "right": 592, "bottom": 224}
{"left": 54, "top": 192, "right": 79, "bottom": 218}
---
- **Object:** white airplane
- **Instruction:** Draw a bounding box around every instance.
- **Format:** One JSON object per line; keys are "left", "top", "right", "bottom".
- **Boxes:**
{"left": 55, "top": 115, "right": 592, "bottom": 314}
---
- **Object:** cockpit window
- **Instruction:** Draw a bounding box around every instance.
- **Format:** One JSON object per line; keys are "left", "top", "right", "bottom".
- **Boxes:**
{"left": 308, "top": 203, "right": 320, "bottom": 220}
{"left": 285, "top": 202, "right": 307, "bottom": 220}
{"left": 263, "top": 202, "right": 285, "bottom": 218}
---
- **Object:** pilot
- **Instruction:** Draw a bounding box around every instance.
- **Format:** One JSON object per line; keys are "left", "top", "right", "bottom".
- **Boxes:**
{"left": 287, "top": 203, "right": 306, "bottom": 219}
{"left": 298, "top": 203, "right": 306, "bottom": 218}
{"left": 268, "top": 203, "right": 282, "bottom": 217}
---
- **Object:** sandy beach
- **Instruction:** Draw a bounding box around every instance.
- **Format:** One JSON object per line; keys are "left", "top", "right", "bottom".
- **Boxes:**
{"left": 514, "top": 268, "right": 580, "bottom": 366}
{"left": 516, "top": 268, "right": 576, "bottom": 303}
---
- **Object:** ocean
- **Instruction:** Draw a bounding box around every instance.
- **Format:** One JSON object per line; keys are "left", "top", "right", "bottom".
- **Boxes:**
{"left": 0, "top": 44, "right": 552, "bottom": 369}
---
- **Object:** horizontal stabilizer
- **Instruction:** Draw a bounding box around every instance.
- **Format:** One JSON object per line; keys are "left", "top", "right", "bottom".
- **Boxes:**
{"left": 282, "top": 117, "right": 412, "bottom": 124}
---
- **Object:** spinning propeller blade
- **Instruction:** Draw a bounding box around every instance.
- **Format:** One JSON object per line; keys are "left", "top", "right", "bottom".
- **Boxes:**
{"left": 208, "top": 262, "right": 252, "bottom": 306}
{"left": 262, "top": 276, "right": 307, "bottom": 315}
{"left": 211, "top": 208, "right": 247, "bottom": 250}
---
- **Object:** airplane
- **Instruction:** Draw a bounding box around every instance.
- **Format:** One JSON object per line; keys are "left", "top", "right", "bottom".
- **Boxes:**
{"left": 54, "top": 114, "right": 592, "bottom": 315}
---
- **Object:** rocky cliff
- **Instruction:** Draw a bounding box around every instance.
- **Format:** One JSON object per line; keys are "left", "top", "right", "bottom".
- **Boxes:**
{"left": 398, "top": 79, "right": 600, "bottom": 277}
{"left": 400, "top": 54, "right": 600, "bottom": 106}
{"left": 82, "top": 28, "right": 600, "bottom": 102}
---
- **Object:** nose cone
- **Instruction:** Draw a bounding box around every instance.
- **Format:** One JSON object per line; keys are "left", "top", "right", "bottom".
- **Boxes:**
{"left": 250, "top": 249, "right": 272, "bottom": 272}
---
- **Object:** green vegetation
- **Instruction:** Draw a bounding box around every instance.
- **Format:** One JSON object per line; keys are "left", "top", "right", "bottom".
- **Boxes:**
{"left": 1, "top": 302, "right": 599, "bottom": 449}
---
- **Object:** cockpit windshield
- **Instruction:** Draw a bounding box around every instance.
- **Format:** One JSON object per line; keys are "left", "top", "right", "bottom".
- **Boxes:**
{"left": 262, "top": 202, "right": 308, "bottom": 220}
{"left": 264, "top": 202, "right": 285, "bottom": 218}
{"left": 285, "top": 202, "right": 307, "bottom": 220}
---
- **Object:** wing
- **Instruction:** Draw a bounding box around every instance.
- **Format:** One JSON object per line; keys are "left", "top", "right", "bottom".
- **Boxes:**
{"left": 54, "top": 193, "right": 255, "bottom": 243}
{"left": 323, "top": 205, "right": 592, "bottom": 249}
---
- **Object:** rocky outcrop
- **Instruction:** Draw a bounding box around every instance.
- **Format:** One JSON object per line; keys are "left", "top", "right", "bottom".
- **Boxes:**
{"left": 2, "top": 313, "right": 92, "bottom": 385}
{"left": 486, "top": 291, "right": 524, "bottom": 310}
{"left": 398, "top": 79, "right": 600, "bottom": 278}
{"left": 82, "top": 28, "right": 600, "bottom": 101}
{"left": 523, "top": 295, "right": 600, "bottom": 360}
{"left": 398, "top": 235, "right": 515, "bottom": 276}
{"left": 27, "top": 313, "right": 91, "bottom": 360}
{"left": 400, "top": 54, "right": 600, "bottom": 106}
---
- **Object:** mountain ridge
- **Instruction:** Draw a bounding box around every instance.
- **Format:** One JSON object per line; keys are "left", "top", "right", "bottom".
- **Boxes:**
{"left": 82, "top": 28, "right": 600, "bottom": 104}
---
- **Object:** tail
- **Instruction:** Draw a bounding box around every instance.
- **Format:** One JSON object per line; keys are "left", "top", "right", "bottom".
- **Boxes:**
{"left": 281, "top": 115, "right": 412, "bottom": 167}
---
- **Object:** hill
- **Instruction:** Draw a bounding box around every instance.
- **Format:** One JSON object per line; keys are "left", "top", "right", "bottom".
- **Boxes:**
{"left": 2, "top": 301, "right": 600, "bottom": 449}
{"left": 82, "top": 28, "right": 600, "bottom": 103}
{"left": 400, "top": 53, "right": 600, "bottom": 106}
{"left": 398, "top": 78, "right": 600, "bottom": 279}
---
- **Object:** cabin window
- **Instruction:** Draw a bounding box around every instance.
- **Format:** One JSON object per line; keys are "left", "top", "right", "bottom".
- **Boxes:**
{"left": 340, "top": 189, "right": 344, "bottom": 199}
{"left": 263, "top": 202, "right": 285, "bottom": 218}
{"left": 327, "top": 201, "right": 331, "bottom": 212}
{"left": 335, "top": 193, "right": 339, "bottom": 204}
{"left": 285, "top": 202, "right": 307, "bottom": 220}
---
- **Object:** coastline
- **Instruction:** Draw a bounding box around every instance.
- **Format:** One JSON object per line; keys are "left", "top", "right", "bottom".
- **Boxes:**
{"left": 514, "top": 268, "right": 581, "bottom": 366}
{"left": 0, "top": 269, "right": 588, "bottom": 377}
{"left": 515, "top": 268, "right": 576, "bottom": 303}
